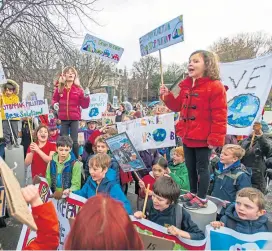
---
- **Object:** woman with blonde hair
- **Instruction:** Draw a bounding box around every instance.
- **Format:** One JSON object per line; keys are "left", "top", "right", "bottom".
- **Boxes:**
{"left": 160, "top": 50, "right": 227, "bottom": 209}
{"left": 52, "top": 67, "right": 90, "bottom": 158}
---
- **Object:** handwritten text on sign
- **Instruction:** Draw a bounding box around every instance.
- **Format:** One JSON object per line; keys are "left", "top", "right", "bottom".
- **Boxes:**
{"left": 4, "top": 99, "right": 49, "bottom": 119}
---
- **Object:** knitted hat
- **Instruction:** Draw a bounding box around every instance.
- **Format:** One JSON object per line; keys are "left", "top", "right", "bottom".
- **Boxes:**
{"left": 48, "top": 119, "right": 57, "bottom": 131}
{"left": 88, "top": 130, "right": 102, "bottom": 145}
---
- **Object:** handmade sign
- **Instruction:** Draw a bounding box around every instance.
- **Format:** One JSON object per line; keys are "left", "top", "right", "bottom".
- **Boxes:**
{"left": 22, "top": 82, "right": 45, "bottom": 101}
{"left": 82, "top": 93, "right": 108, "bottom": 120}
{"left": 81, "top": 34, "right": 124, "bottom": 64}
{"left": 105, "top": 132, "right": 146, "bottom": 172}
{"left": 139, "top": 233, "right": 175, "bottom": 250}
{"left": 0, "top": 186, "right": 6, "bottom": 217}
{"left": 140, "top": 15, "right": 184, "bottom": 56}
{"left": 17, "top": 178, "right": 87, "bottom": 250}
{"left": 102, "top": 112, "right": 116, "bottom": 126}
{"left": 205, "top": 225, "right": 272, "bottom": 250}
{"left": 78, "top": 132, "right": 85, "bottom": 145}
{"left": 117, "top": 113, "right": 176, "bottom": 151}
{"left": 0, "top": 158, "right": 37, "bottom": 231}
{"left": 0, "top": 61, "right": 6, "bottom": 85}
{"left": 4, "top": 99, "right": 49, "bottom": 119}
{"left": 221, "top": 54, "right": 272, "bottom": 135}
{"left": 131, "top": 216, "right": 206, "bottom": 250}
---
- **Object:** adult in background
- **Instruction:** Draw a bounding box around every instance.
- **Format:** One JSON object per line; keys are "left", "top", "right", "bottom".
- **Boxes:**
{"left": 65, "top": 194, "right": 144, "bottom": 250}
{"left": 160, "top": 50, "right": 227, "bottom": 209}
{"left": 52, "top": 66, "right": 90, "bottom": 158}
{"left": 115, "top": 103, "right": 126, "bottom": 122}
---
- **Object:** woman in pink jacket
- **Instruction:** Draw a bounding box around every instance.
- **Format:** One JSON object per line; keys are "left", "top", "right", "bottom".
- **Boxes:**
{"left": 52, "top": 67, "right": 90, "bottom": 158}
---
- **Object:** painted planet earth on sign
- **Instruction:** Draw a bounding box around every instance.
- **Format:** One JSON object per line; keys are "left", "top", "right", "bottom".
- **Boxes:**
{"left": 89, "top": 107, "right": 99, "bottom": 117}
{"left": 227, "top": 94, "right": 260, "bottom": 128}
{"left": 152, "top": 128, "right": 167, "bottom": 142}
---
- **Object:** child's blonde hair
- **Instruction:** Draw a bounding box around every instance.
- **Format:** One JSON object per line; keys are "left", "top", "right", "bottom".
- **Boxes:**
{"left": 190, "top": 50, "right": 220, "bottom": 80}
{"left": 236, "top": 187, "right": 265, "bottom": 210}
{"left": 89, "top": 153, "right": 111, "bottom": 171}
{"left": 222, "top": 144, "right": 245, "bottom": 160}
{"left": 174, "top": 147, "right": 184, "bottom": 158}
{"left": 94, "top": 135, "right": 108, "bottom": 146}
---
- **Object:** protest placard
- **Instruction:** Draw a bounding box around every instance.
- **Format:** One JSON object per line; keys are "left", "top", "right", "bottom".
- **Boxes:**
{"left": 139, "top": 15, "right": 184, "bottom": 56}
{"left": 0, "top": 61, "right": 6, "bottom": 85}
{"left": 3, "top": 99, "right": 49, "bottom": 119}
{"left": 105, "top": 132, "right": 146, "bottom": 172}
{"left": 81, "top": 34, "right": 124, "bottom": 64}
{"left": 0, "top": 158, "right": 37, "bottom": 231}
{"left": 117, "top": 113, "right": 176, "bottom": 151}
{"left": 205, "top": 225, "right": 272, "bottom": 250}
{"left": 221, "top": 54, "right": 272, "bottom": 135}
{"left": 82, "top": 93, "right": 108, "bottom": 120}
{"left": 22, "top": 82, "right": 45, "bottom": 101}
{"left": 0, "top": 186, "right": 6, "bottom": 217}
{"left": 102, "top": 112, "right": 116, "bottom": 126}
{"left": 139, "top": 233, "right": 175, "bottom": 250}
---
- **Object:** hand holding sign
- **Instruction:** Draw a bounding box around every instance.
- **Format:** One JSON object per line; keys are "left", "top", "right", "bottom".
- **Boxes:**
{"left": 253, "top": 122, "right": 262, "bottom": 135}
{"left": 21, "top": 185, "right": 43, "bottom": 208}
{"left": 159, "top": 85, "right": 169, "bottom": 96}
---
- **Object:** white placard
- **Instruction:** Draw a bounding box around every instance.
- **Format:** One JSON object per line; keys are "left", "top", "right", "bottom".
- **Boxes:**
{"left": 22, "top": 82, "right": 45, "bottom": 101}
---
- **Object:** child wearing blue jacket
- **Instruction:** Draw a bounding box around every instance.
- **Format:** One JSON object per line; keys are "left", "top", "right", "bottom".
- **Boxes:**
{"left": 63, "top": 153, "right": 132, "bottom": 214}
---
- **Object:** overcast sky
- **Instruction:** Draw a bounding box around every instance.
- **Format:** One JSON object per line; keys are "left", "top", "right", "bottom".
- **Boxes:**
{"left": 74, "top": 0, "right": 272, "bottom": 71}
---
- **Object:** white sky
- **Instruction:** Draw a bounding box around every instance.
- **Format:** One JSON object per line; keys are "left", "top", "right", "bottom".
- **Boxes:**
{"left": 74, "top": 0, "right": 272, "bottom": 71}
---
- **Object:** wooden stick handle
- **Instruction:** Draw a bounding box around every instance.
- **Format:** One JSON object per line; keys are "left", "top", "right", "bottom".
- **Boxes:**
{"left": 142, "top": 184, "right": 150, "bottom": 216}
{"left": 27, "top": 118, "right": 33, "bottom": 142}
{"left": 133, "top": 171, "right": 141, "bottom": 181}
{"left": 249, "top": 131, "right": 256, "bottom": 149}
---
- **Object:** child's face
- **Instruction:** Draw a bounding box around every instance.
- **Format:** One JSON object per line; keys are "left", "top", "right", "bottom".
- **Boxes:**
{"left": 5, "top": 88, "right": 14, "bottom": 97}
{"left": 152, "top": 193, "right": 171, "bottom": 211}
{"left": 89, "top": 162, "right": 107, "bottom": 183}
{"left": 235, "top": 196, "right": 265, "bottom": 221}
{"left": 88, "top": 122, "right": 96, "bottom": 130}
{"left": 96, "top": 142, "right": 108, "bottom": 154}
{"left": 57, "top": 146, "right": 71, "bottom": 161}
{"left": 64, "top": 68, "right": 76, "bottom": 82}
{"left": 49, "top": 129, "right": 57, "bottom": 136}
{"left": 173, "top": 152, "right": 184, "bottom": 165}
{"left": 37, "top": 128, "right": 48, "bottom": 142}
{"left": 220, "top": 149, "right": 238, "bottom": 165}
{"left": 188, "top": 53, "right": 205, "bottom": 79}
{"left": 152, "top": 164, "right": 165, "bottom": 179}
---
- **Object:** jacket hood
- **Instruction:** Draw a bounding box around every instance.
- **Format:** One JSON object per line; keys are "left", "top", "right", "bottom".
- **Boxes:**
{"left": 225, "top": 203, "right": 268, "bottom": 227}
{"left": 3, "top": 79, "right": 19, "bottom": 95}
{"left": 218, "top": 161, "right": 252, "bottom": 176}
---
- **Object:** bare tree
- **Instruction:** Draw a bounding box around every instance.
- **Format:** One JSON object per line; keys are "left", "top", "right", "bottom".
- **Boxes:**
{"left": 210, "top": 31, "right": 272, "bottom": 62}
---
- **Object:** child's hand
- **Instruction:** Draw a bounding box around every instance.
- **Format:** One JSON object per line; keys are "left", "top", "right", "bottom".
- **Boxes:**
{"left": 222, "top": 200, "right": 230, "bottom": 208}
{"left": 167, "top": 226, "right": 191, "bottom": 239}
{"left": 30, "top": 143, "right": 40, "bottom": 153}
{"left": 166, "top": 168, "right": 171, "bottom": 174}
{"left": 139, "top": 180, "right": 145, "bottom": 190}
{"left": 53, "top": 191, "right": 63, "bottom": 200}
{"left": 134, "top": 211, "right": 145, "bottom": 219}
{"left": 63, "top": 189, "right": 71, "bottom": 196}
{"left": 164, "top": 174, "right": 171, "bottom": 177}
{"left": 210, "top": 221, "right": 224, "bottom": 229}
{"left": 208, "top": 145, "right": 214, "bottom": 149}
{"left": 21, "top": 185, "right": 43, "bottom": 208}
{"left": 147, "top": 189, "right": 153, "bottom": 196}
{"left": 160, "top": 85, "right": 169, "bottom": 95}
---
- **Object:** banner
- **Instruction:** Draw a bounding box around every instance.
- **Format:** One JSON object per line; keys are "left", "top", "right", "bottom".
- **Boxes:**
{"left": 22, "top": 82, "right": 45, "bottom": 101}
{"left": 17, "top": 178, "right": 87, "bottom": 250}
{"left": 205, "top": 225, "right": 272, "bottom": 250}
{"left": 221, "top": 54, "right": 272, "bottom": 135}
{"left": 0, "top": 61, "right": 6, "bottom": 85}
{"left": 102, "top": 112, "right": 116, "bottom": 126}
{"left": 82, "top": 93, "right": 108, "bottom": 120}
{"left": 105, "top": 132, "right": 146, "bottom": 172}
{"left": 4, "top": 99, "right": 49, "bottom": 119}
{"left": 81, "top": 34, "right": 124, "bottom": 64}
{"left": 117, "top": 113, "right": 176, "bottom": 151}
{"left": 131, "top": 216, "right": 206, "bottom": 250}
{"left": 139, "top": 15, "right": 184, "bottom": 56}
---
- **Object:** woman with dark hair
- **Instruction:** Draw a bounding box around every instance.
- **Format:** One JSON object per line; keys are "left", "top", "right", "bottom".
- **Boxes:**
{"left": 115, "top": 103, "right": 126, "bottom": 122}
{"left": 65, "top": 194, "right": 144, "bottom": 250}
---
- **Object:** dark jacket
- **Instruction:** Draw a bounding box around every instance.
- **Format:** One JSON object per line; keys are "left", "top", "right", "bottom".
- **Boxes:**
{"left": 211, "top": 160, "right": 252, "bottom": 202}
{"left": 146, "top": 199, "right": 205, "bottom": 240}
{"left": 73, "top": 168, "right": 132, "bottom": 214}
{"left": 240, "top": 135, "right": 272, "bottom": 193}
{"left": 109, "top": 157, "right": 120, "bottom": 185}
{"left": 138, "top": 149, "right": 160, "bottom": 177}
{"left": 221, "top": 204, "right": 270, "bottom": 234}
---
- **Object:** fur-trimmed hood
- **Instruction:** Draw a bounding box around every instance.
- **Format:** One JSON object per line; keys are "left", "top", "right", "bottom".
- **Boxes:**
{"left": 2, "top": 79, "right": 19, "bottom": 95}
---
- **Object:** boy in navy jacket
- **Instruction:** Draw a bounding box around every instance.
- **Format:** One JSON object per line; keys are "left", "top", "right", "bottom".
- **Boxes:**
{"left": 134, "top": 176, "right": 204, "bottom": 240}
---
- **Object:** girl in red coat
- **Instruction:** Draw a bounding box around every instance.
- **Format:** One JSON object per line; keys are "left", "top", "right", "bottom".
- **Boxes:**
{"left": 52, "top": 67, "right": 90, "bottom": 158}
{"left": 160, "top": 50, "right": 227, "bottom": 209}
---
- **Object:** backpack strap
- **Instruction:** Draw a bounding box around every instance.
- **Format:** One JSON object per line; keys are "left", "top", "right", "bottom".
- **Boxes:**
{"left": 175, "top": 203, "right": 183, "bottom": 228}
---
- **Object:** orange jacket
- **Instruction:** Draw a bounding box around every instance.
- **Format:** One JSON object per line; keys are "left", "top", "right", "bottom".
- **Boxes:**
{"left": 24, "top": 202, "right": 59, "bottom": 250}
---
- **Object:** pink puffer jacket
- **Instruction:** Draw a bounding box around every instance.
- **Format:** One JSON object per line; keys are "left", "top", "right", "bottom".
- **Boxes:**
{"left": 52, "top": 84, "right": 90, "bottom": 120}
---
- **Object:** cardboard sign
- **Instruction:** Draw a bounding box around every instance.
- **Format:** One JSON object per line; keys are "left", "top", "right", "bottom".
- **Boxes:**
{"left": 140, "top": 233, "right": 175, "bottom": 250}
{"left": 102, "top": 112, "right": 116, "bottom": 126}
{"left": 22, "top": 82, "right": 45, "bottom": 101}
{"left": 105, "top": 132, "right": 146, "bottom": 172}
{"left": 0, "top": 158, "right": 37, "bottom": 231}
{"left": 81, "top": 34, "right": 124, "bottom": 64}
{"left": 0, "top": 62, "right": 6, "bottom": 85}
{"left": 0, "top": 186, "right": 6, "bottom": 217}
{"left": 4, "top": 99, "right": 49, "bottom": 119}
{"left": 78, "top": 132, "right": 85, "bottom": 145}
{"left": 140, "top": 15, "right": 184, "bottom": 56}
